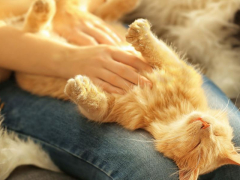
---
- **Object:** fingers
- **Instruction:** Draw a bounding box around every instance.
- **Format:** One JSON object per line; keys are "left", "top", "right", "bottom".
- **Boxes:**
{"left": 105, "top": 60, "right": 152, "bottom": 88}
{"left": 84, "top": 21, "right": 118, "bottom": 45}
{"left": 111, "top": 48, "right": 153, "bottom": 73}
{"left": 93, "top": 78, "right": 124, "bottom": 94}
{"left": 87, "top": 0, "right": 106, "bottom": 13}
{"left": 94, "top": 21, "right": 123, "bottom": 43}
{"left": 54, "top": 9, "right": 123, "bottom": 46}
{"left": 99, "top": 69, "right": 134, "bottom": 92}
{"left": 67, "top": 29, "right": 98, "bottom": 45}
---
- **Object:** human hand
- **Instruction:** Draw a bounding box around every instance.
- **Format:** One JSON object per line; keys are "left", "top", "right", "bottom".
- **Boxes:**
{"left": 53, "top": 7, "right": 123, "bottom": 46}
{"left": 62, "top": 45, "right": 152, "bottom": 94}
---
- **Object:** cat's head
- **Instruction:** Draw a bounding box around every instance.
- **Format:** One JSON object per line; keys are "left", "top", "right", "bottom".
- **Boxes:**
{"left": 150, "top": 111, "right": 240, "bottom": 180}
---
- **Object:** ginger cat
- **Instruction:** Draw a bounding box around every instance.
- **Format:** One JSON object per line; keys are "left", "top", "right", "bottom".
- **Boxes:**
{"left": 1, "top": 0, "right": 240, "bottom": 180}
{"left": 64, "top": 19, "right": 240, "bottom": 180}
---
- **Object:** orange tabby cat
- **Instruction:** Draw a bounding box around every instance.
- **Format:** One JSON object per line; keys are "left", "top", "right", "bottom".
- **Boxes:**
{"left": 64, "top": 19, "right": 240, "bottom": 180}
{"left": 1, "top": 0, "right": 240, "bottom": 180}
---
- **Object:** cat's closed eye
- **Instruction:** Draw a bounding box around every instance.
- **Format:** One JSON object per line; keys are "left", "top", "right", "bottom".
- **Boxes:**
{"left": 213, "top": 126, "right": 226, "bottom": 137}
{"left": 214, "top": 132, "right": 221, "bottom": 136}
{"left": 213, "top": 131, "right": 223, "bottom": 136}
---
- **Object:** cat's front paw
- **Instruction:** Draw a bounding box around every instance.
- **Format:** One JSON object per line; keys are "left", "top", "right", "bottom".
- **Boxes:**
{"left": 65, "top": 75, "right": 90, "bottom": 102}
{"left": 65, "top": 75, "right": 103, "bottom": 109}
{"left": 65, "top": 75, "right": 110, "bottom": 121}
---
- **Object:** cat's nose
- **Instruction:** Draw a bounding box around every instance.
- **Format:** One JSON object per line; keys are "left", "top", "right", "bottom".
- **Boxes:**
{"left": 193, "top": 117, "right": 210, "bottom": 129}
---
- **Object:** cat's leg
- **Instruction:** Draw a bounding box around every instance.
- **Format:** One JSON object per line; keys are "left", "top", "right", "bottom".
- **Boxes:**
{"left": 91, "top": 0, "right": 140, "bottom": 21}
{"left": 65, "top": 75, "right": 113, "bottom": 122}
{"left": 23, "top": 0, "right": 56, "bottom": 33}
{"left": 126, "top": 19, "right": 183, "bottom": 69}
{"left": 126, "top": 19, "right": 204, "bottom": 97}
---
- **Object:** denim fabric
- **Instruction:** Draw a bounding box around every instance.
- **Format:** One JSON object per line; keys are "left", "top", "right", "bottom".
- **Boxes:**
{"left": 0, "top": 77, "right": 240, "bottom": 180}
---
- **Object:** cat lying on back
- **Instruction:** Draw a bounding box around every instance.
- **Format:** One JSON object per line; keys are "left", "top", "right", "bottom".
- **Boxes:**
{"left": 64, "top": 19, "right": 240, "bottom": 180}
{"left": 1, "top": 0, "right": 240, "bottom": 180}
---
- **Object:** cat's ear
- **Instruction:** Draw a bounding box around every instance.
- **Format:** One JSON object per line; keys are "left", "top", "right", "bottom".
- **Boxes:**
{"left": 222, "top": 152, "right": 240, "bottom": 166}
{"left": 179, "top": 168, "right": 199, "bottom": 180}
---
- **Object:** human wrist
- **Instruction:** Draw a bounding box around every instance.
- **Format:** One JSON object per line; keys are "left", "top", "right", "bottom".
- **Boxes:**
{"left": 52, "top": 45, "right": 87, "bottom": 79}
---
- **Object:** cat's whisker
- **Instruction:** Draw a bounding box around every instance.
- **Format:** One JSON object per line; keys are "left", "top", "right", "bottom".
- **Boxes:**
{"left": 184, "top": 136, "right": 200, "bottom": 153}
{"left": 215, "top": 109, "right": 227, "bottom": 119}
{"left": 158, "top": 136, "right": 199, "bottom": 152}
{"left": 226, "top": 105, "right": 237, "bottom": 115}
{"left": 154, "top": 134, "right": 189, "bottom": 143}
{"left": 235, "top": 147, "right": 240, "bottom": 153}
{"left": 229, "top": 107, "right": 240, "bottom": 117}
{"left": 220, "top": 103, "right": 240, "bottom": 118}
{"left": 214, "top": 99, "right": 230, "bottom": 118}
{"left": 195, "top": 150, "right": 201, "bottom": 169}
{"left": 118, "top": 138, "right": 155, "bottom": 143}
{"left": 229, "top": 99, "right": 240, "bottom": 114}
{"left": 139, "top": 133, "right": 149, "bottom": 138}
{"left": 214, "top": 107, "right": 232, "bottom": 119}
{"left": 170, "top": 169, "right": 181, "bottom": 178}
{"left": 233, "top": 92, "right": 240, "bottom": 107}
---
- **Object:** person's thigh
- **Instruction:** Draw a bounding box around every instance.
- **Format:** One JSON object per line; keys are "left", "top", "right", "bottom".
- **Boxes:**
{"left": 0, "top": 79, "right": 177, "bottom": 180}
{"left": 1, "top": 77, "right": 240, "bottom": 180}
{"left": 199, "top": 77, "right": 240, "bottom": 180}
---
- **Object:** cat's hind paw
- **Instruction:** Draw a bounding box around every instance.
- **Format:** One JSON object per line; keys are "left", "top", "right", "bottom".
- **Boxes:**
{"left": 33, "top": 0, "right": 51, "bottom": 14}
{"left": 24, "top": 0, "right": 56, "bottom": 32}
{"left": 126, "top": 19, "right": 153, "bottom": 55}
{"left": 126, "top": 19, "right": 151, "bottom": 43}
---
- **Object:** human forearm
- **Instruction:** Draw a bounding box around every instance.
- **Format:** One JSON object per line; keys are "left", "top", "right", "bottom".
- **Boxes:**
{"left": 0, "top": 23, "right": 152, "bottom": 94}
{"left": 0, "top": 0, "right": 33, "bottom": 19}
{"left": 0, "top": 23, "right": 74, "bottom": 78}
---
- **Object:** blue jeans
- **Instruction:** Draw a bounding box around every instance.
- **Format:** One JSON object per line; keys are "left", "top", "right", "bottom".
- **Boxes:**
{"left": 0, "top": 77, "right": 240, "bottom": 180}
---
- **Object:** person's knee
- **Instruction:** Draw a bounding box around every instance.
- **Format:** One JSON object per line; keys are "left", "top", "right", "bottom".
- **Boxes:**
{"left": 107, "top": 139, "right": 178, "bottom": 180}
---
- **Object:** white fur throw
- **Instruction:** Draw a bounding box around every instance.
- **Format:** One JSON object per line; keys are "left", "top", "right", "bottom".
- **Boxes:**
{"left": 0, "top": 113, "right": 59, "bottom": 180}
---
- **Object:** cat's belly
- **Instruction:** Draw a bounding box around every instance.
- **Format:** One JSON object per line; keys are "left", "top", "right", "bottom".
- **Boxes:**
{"left": 15, "top": 72, "right": 68, "bottom": 100}
{"left": 108, "top": 68, "right": 207, "bottom": 130}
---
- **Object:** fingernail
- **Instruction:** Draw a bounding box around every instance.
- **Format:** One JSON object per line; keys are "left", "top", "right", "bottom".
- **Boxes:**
{"left": 148, "top": 67, "right": 153, "bottom": 73}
